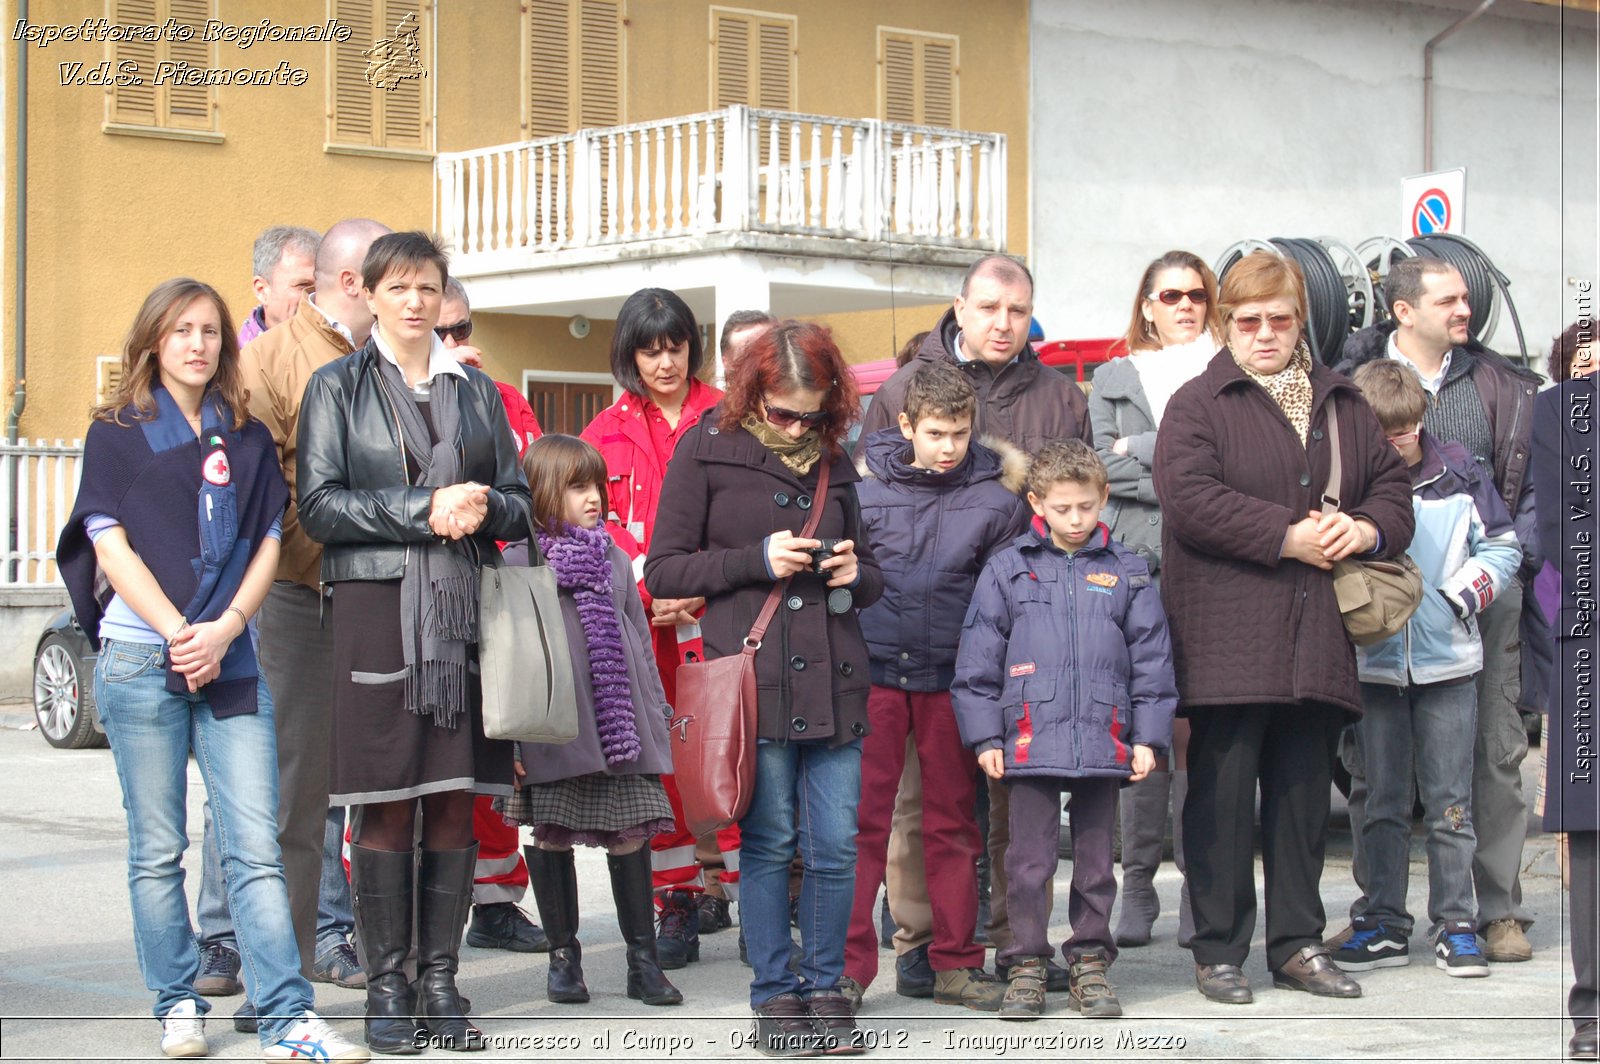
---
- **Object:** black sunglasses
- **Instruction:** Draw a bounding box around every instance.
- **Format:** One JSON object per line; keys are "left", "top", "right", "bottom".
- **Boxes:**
{"left": 434, "top": 320, "right": 473, "bottom": 343}
{"left": 762, "top": 397, "right": 830, "bottom": 429}
{"left": 1149, "top": 288, "right": 1209, "bottom": 306}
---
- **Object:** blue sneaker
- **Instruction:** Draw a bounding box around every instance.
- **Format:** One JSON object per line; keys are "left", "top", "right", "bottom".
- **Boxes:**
{"left": 1435, "top": 923, "right": 1490, "bottom": 978}
{"left": 1330, "top": 922, "right": 1409, "bottom": 971}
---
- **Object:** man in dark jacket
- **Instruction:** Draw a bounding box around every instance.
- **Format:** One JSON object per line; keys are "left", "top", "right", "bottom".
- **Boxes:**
{"left": 1334, "top": 256, "right": 1542, "bottom": 963}
{"left": 859, "top": 254, "right": 1091, "bottom": 992}
{"left": 859, "top": 255, "right": 1092, "bottom": 454}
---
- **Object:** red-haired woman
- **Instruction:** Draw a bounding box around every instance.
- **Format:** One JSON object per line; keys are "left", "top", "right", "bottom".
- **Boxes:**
{"left": 645, "top": 321, "right": 883, "bottom": 1056}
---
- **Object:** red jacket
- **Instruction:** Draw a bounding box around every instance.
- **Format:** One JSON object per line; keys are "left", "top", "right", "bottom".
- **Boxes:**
{"left": 581, "top": 379, "right": 723, "bottom": 596}
{"left": 494, "top": 380, "right": 543, "bottom": 456}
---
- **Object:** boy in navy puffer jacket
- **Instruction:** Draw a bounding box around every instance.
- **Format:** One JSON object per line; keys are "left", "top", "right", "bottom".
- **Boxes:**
{"left": 845, "top": 362, "right": 1031, "bottom": 1012}
{"left": 954, "top": 440, "right": 1177, "bottom": 1020}
{"left": 1332, "top": 361, "right": 1521, "bottom": 980}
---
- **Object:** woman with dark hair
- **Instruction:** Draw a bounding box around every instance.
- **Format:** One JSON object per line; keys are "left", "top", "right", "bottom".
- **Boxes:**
{"left": 581, "top": 287, "right": 737, "bottom": 962}
{"left": 645, "top": 321, "right": 883, "bottom": 1056}
{"left": 1090, "top": 250, "right": 1222, "bottom": 950}
{"left": 297, "top": 231, "right": 531, "bottom": 1054}
{"left": 57, "top": 279, "right": 368, "bottom": 1060}
{"left": 1549, "top": 320, "right": 1597, "bottom": 383}
{"left": 1154, "top": 251, "right": 1413, "bottom": 1005}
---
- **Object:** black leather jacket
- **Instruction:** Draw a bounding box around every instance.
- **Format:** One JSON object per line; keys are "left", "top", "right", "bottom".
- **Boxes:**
{"left": 296, "top": 341, "right": 532, "bottom": 584}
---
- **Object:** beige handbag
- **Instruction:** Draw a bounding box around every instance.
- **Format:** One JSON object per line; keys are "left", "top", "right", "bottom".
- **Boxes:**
{"left": 478, "top": 539, "right": 578, "bottom": 744}
{"left": 1323, "top": 401, "right": 1425, "bottom": 647}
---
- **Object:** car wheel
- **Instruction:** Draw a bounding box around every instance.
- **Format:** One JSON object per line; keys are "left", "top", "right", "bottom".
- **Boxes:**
{"left": 34, "top": 633, "right": 105, "bottom": 749}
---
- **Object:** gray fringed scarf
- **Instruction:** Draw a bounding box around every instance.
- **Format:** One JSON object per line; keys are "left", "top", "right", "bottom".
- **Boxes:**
{"left": 375, "top": 356, "right": 478, "bottom": 728}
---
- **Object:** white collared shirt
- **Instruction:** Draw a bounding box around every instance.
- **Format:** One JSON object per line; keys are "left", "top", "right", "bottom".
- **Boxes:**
{"left": 952, "top": 329, "right": 1018, "bottom": 368}
{"left": 1386, "top": 331, "right": 1452, "bottom": 395}
{"left": 305, "top": 294, "right": 356, "bottom": 349}
{"left": 371, "top": 322, "right": 468, "bottom": 397}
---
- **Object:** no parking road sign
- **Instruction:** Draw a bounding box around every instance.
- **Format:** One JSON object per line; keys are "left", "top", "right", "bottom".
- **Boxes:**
{"left": 1402, "top": 168, "right": 1466, "bottom": 237}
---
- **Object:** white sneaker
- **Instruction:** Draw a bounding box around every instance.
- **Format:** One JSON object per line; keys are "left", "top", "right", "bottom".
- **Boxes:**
{"left": 161, "top": 998, "right": 208, "bottom": 1058}
{"left": 261, "top": 1010, "right": 372, "bottom": 1062}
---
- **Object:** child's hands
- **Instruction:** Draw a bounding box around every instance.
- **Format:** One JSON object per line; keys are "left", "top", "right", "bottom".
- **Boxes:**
{"left": 977, "top": 749, "right": 1005, "bottom": 780}
{"left": 1129, "top": 744, "right": 1156, "bottom": 782}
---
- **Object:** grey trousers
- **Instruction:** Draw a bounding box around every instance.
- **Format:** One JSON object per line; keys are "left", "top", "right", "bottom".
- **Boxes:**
{"left": 1571, "top": 832, "right": 1600, "bottom": 1027}
{"left": 1472, "top": 579, "right": 1534, "bottom": 929}
{"left": 258, "top": 580, "right": 336, "bottom": 976}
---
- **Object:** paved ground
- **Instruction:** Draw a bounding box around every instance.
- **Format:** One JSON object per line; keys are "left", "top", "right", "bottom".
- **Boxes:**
{"left": 0, "top": 704, "right": 1580, "bottom": 1063}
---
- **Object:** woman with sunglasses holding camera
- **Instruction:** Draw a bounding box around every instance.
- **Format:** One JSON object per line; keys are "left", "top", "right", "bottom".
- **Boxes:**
{"left": 580, "top": 288, "right": 735, "bottom": 963}
{"left": 645, "top": 321, "right": 883, "bottom": 1057}
{"left": 1089, "top": 250, "right": 1222, "bottom": 951}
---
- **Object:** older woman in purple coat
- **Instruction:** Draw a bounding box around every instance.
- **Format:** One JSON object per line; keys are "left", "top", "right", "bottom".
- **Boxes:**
{"left": 500, "top": 435, "right": 681, "bottom": 1009}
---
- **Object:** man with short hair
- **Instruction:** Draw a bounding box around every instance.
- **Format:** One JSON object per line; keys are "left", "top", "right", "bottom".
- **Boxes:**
{"left": 234, "top": 219, "right": 393, "bottom": 1013}
{"left": 858, "top": 253, "right": 1091, "bottom": 995}
{"left": 718, "top": 310, "right": 775, "bottom": 372}
{"left": 1336, "top": 255, "right": 1542, "bottom": 964}
{"left": 238, "top": 226, "right": 318, "bottom": 346}
{"left": 435, "top": 279, "right": 551, "bottom": 956}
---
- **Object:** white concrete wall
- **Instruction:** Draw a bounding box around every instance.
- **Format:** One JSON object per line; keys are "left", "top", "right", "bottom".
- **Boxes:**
{"left": 1029, "top": 0, "right": 1597, "bottom": 367}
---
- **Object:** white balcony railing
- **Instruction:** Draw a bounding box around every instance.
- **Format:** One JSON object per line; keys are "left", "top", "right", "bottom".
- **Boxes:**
{"left": 1, "top": 439, "right": 82, "bottom": 587}
{"left": 436, "top": 106, "right": 1007, "bottom": 261}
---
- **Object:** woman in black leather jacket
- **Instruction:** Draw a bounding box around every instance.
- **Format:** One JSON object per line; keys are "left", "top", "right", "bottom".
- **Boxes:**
{"left": 298, "top": 231, "right": 531, "bottom": 1055}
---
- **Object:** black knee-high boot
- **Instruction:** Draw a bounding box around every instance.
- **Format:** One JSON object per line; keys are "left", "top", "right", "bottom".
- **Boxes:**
{"left": 607, "top": 848, "right": 683, "bottom": 1006}
{"left": 417, "top": 845, "right": 486, "bottom": 1052}
{"left": 526, "top": 846, "right": 589, "bottom": 1004}
{"left": 350, "top": 844, "right": 423, "bottom": 1056}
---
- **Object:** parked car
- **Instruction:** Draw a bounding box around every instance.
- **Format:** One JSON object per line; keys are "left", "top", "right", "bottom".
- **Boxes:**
{"left": 33, "top": 608, "right": 104, "bottom": 749}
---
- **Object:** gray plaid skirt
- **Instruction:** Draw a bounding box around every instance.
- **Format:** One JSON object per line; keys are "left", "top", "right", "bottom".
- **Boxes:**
{"left": 498, "top": 772, "right": 673, "bottom": 849}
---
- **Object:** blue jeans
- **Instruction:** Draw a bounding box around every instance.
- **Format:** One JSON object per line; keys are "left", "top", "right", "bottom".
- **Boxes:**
{"left": 739, "top": 738, "right": 862, "bottom": 1007}
{"left": 94, "top": 639, "right": 312, "bottom": 1043}
{"left": 1357, "top": 680, "right": 1479, "bottom": 936}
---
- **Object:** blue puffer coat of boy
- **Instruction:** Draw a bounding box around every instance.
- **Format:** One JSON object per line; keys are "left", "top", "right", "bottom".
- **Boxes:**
{"left": 952, "top": 519, "right": 1179, "bottom": 778}
{"left": 856, "top": 427, "right": 1031, "bottom": 691}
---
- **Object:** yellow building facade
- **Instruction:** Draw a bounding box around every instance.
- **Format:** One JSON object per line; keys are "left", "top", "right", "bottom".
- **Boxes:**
{"left": 3, "top": 0, "right": 1028, "bottom": 443}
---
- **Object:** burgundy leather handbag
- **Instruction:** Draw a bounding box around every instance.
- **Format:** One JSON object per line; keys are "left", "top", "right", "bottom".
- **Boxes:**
{"left": 670, "top": 459, "right": 831, "bottom": 838}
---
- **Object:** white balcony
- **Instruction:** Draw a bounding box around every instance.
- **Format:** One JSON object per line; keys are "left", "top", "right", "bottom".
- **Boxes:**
{"left": 438, "top": 105, "right": 1007, "bottom": 269}
{"left": 434, "top": 106, "right": 1008, "bottom": 336}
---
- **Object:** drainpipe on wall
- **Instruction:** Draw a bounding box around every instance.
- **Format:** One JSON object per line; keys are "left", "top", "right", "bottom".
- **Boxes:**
{"left": 1424, "top": 0, "right": 1496, "bottom": 171}
{"left": 7, "top": 0, "right": 26, "bottom": 444}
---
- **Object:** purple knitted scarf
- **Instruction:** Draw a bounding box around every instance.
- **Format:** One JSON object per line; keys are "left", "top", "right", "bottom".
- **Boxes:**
{"left": 535, "top": 523, "right": 641, "bottom": 763}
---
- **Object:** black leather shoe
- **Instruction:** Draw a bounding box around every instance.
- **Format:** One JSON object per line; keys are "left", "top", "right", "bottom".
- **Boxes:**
{"left": 232, "top": 1000, "right": 258, "bottom": 1034}
{"left": 465, "top": 902, "right": 550, "bottom": 952}
{"left": 1194, "top": 963, "right": 1253, "bottom": 1004}
{"left": 1571, "top": 1021, "right": 1599, "bottom": 1061}
{"left": 1272, "top": 944, "right": 1362, "bottom": 998}
{"left": 895, "top": 944, "right": 934, "bottom": 998}
{"left": 751, "top": 992, "right": 824, "bottom": 1057}
{"left": 996, "top": 957, "right": 1070, "bottom": 993}
{"left": 655, "top": 889, "right": 700, "bottom": 969}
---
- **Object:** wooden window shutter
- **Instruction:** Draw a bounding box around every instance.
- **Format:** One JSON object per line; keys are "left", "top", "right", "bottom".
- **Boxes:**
{"left": 332, "top": 0, "right": 375, "bottom": 143}
{"left": 330, "top": 0, "right": 430, "bottom": 149}
{"left": 878, "top": 29, "right": 958, "bottom": 127}
{"left": 577, "top": 1, "right": 620, "bottom": 127}
{"left": 165, "top": 0, "right": 212, "bottom": 128}
{"left": 525, "top": 0, "right": 571, "bottom": 136}
{"left": 712, "top": 14, "right": 750, "bottom": 107}
{"left": 881, "top": 36, "right": 915, "bottom": 123}
{"left": 711, "top": 9, "right": 794, "bottom": 110}
{"left": 110, "top": 0, "right": 214, "bottom": 130}
{"left": 110, "top": 0, "right": 159, "bottom": 125}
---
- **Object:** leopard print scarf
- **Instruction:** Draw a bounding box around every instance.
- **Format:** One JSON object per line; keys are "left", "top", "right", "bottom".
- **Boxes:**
{"left": 1233, "top": 340, "right": 1314, "bottom": 446}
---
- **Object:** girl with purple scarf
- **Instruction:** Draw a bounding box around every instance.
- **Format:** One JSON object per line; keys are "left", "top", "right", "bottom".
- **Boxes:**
{"left": 500, "top": 434, "right": 681, "bottom": 1007}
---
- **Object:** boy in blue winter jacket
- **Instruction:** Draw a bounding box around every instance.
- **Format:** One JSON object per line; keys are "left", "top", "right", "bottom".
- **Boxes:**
{"left": 953, "top": 440, "right": 1177, "bottom": 1021}
{"left": 845, "top": 362, "right": 1032, "bottom": 1012}
{"left": 1333, "top": 361, "right": 1521, "bottom": 979}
